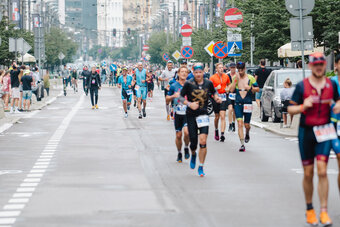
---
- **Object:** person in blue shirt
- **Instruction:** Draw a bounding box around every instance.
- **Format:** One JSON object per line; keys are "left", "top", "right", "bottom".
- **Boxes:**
{"left": 135, "top": 62, "right": 148, "bottom": 119}
{"left": 118, "top": 67, "right": 134, "bottom": 118}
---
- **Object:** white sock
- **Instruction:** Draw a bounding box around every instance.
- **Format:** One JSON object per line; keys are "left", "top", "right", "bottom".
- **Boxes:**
{"left": 166, "top": 105, "right": 170, "bottom": 115}
{"left": 199, "top": 163, "right": 204, "bottom": 167}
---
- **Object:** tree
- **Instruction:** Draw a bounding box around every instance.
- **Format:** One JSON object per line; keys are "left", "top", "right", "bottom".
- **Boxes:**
{"left": 147, "top": 32, "right": 167, "bottom": 65}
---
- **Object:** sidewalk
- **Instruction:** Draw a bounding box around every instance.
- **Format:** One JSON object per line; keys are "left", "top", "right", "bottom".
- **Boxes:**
{"left": 250, "top": 102, "right": 299, "bottom": 137}
{"left": 0, "top": 79, "right": 63, "bottom": 133}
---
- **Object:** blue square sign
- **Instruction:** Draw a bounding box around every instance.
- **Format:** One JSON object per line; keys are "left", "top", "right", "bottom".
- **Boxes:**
{"left": 227, "top": 41, "right": 242, "bottom": 57}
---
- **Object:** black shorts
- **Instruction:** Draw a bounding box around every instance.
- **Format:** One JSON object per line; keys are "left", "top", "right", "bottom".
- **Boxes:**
{"left": 174, "top": 113, "right": 187, "bottom": 132}
{"left": 227, "top": 95, "right": 235, "bottom": 107}
{"left": 164, "top": 88, "right": 169, "bottom": 97}
{"left": 187, "top": 115, "right": 209, "bottom": 135}
{"left": 148, "top": 83, "right": 154, "bottom": 92}
{"left": 212, "top": 99, "right": 228, "bottom": 113}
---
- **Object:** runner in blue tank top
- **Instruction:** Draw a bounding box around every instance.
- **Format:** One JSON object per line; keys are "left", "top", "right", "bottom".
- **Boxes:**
{"left": 135, "top": 62, "right": 148, "bottom": 119}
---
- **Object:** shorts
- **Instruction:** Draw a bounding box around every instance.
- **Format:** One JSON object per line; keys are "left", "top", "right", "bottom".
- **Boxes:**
{"left": 164, "top": 88, "right": 169, "bottom": 97}
{"left": 19, "top": 84, "right": 23, "bottom": 92}
{"left": 23, "top": 90, "right": 32, "bottom": 100}
{"left": 255, "top": 88, "right": 263, "bottom": 100}
{"left": 136, "top": 86, "right": 147, "bottom": 100}
{"left": 234, "top": 103, "right": 252, "bottom": 124}
{"left": 187, "top": 115, "right": 209, "bottom": 136}
{"left": 148, "top": 83, "right": 154, "bottom": 92}
{"left": 212, "top": 99, "right": 228, "bottom": 113}
{"left": 174, "top": 113, "right": 187, "bottom": 132}
{"left": 227, "top": 95, "right": 235, "bottom": 107}
{"left": 11, "top": 87, "right": 20, "bottom": 99}
{"left": 121, "top": 91, "right": 132, "bottom": 103}
{"left": 298, "top": 127, "right": 331, "bottom": 166}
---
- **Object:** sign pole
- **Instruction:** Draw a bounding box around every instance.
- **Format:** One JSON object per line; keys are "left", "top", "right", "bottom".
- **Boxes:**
{"left": 250, "top": 14, "right": 254, "bottom": 67}
{"left": 299, "top": 0, "right": 305, "bottom": 78}
{"left": 209, "top": 0, "right": 213, "bottom": 76}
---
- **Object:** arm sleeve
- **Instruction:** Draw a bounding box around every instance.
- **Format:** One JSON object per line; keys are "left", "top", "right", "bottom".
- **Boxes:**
{"left": 167, "top": 85, "right": 175, "bottom": 96}
{"left": 290, "top": 82, "right": 303, "bottom": 105}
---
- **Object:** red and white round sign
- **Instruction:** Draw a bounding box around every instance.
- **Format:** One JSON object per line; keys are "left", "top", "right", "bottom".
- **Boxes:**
{"left": 224, "top": 8, "right": 243, "bottom": 28}
{"left": 181, "top": 24, "right": 193, "bottom": 37}
{"left": 143, "top": 45, "right": 149, "bottom": 51}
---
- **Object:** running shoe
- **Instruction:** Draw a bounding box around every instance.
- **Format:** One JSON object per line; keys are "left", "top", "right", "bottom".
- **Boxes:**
{"left": 138, "top": 113, "right": 142, "bottom": 119}
{"left": 167, "top": 115, "right": 170, "bottom": 121}
{"left": 239, "top": 145, "right": 246, "bottom": 152}
{"left": 127, "top": 105, "right": 130, "bottom": 111}
{"left": 190, "top": 153, "right": 197, "bottom": 169}
{"left": 245, "top": 133, "right": 250, "bottom": 143}
{"left": 232, "top": 122, "right": 236, "bottom": 132}
{"left": 95, "top": 104, "right": 99, "bottom": 109}
{"left": 214, "top": 130, "right": 219, "bottom": 141}
{"left": 198, "top": 166, "right": 205, "bottom": 177}
{"left": 228, "top": 124, "right": 233, "bottom": 132}
{"left": 319, "top": 211, "right": 332, "bottom": 227}
{"left": 220, "top": 135, "right": 225, "bottom": 142}
{"left": 143, "top": 108, "right": 146, "bottom": 117}
{"left": 177, "top": 153, "right": 183, "bottom": 163}
{"left": 184, "top": 148, "right": 190, "bottom": 159}
{"left": 124, "top": 113, "right": 128, "bottom": 119}
{"left": 92, "top": 106, "right": 95, "bottom": 109}
{"left": 305, "top": 209, "right": 319, "bottom": 226}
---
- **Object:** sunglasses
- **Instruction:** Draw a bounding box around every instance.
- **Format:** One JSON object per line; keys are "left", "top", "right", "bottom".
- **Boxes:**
{"left": 309, "top": 56, "right": 326, "bottom": 64}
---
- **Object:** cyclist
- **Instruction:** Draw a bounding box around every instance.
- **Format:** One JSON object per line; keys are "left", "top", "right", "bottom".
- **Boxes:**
{"left": 178, "top": 63, "right": 222, "bottom": 177}
{"left": 229, "top": 62, "right": 259, "bottom": 152}
{"left": 288, "top": 53, "right": 340, "bottom": 227}
{"left": 135, "top": 62, "right": 148, "bottom": 119}
{"left": 61, "top": 65, "right": 70, "bottom": 88}
{"left": 210, "top": 63, "right": 231, "bottom": 142}
{"left": 118, "top": 67, "right": 134, "bottom": 118}
{"left": 227, "top": 63, "right": 237, "bottom": 132}
{"left": 166, "top": 66, "right": 190, "bottom": 163}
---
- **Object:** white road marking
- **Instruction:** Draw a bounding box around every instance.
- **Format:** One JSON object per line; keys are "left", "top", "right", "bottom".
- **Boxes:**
{"left": 23, "top": 178, "right": 41, "bottom": 183}
{"left": 0, "top": 218, "right": 16, "bottom": 224}
{"left": 8, "top": 199, "right": 29, "bottom": 204}
{"left": 20, "top": 183, "right": 38, "bottom": 187}
{"left": 30, "top": 169, "right": 46, "bottom": 173}
{"left": 37, "top": 159, "right": 51, "bottom": 162}
{"left": 16, "top": 188, "right": 35, "bottom": 193}
{"left": 3, "top": 204, "right": 25, "bottom": 210}
{"left": 0, "top": 211, "right": 21, "bottom": 217}
{"left": 32, "top": 166, "right": 48, "bottom": 169}
{"left": 0, "top": 123, "right": 13, "bottom": 134}
{"left": 27, "top": 173, "right": 44, "bottom": 178}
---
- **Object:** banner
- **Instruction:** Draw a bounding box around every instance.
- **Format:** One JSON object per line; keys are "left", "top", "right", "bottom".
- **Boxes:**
{"left": 11, "top": 0, "right": 20, "bottom": 28}
{"left": 32, "top": 14, "right": 42, "bottom": 28}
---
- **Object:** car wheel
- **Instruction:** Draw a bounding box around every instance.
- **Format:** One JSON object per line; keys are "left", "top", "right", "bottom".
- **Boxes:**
{"left": 260, "top": 104, "right": 269, "bottom": 122}
{"left": 271, "top": 105, "right": 280, "bottom": 123}
{"left": 207, "top": 98, "right": 214, "bottom": 116}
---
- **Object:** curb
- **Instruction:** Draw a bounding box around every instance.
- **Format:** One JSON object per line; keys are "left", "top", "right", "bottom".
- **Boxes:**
{"left": 250, "top": 120, "right": 297, "bottom": 138}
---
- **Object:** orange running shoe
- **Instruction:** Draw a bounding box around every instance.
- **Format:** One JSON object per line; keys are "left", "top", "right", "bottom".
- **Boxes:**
{"left": 306, "top": 209, "right": 319, "bottom": 226}
{"left": 320, "top": 211, "right": 332, "bottom": 227}
{"left": 167, "top": 115, "right": 170, "bottom": 121}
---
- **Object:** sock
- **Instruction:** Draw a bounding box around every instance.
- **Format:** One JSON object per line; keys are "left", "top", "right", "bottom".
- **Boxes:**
{"left": 306, "top": 203, "right": 313, "bottom": 211}
{"left": 221, "top": 132, "right": 224, "bottom": 136}
{"left": 178, "top": 150, "right": 182, "bottom": 153}
{"left": 320, "top": 207, "right": 327, "bottom": 212}
{"left": 184, "top": 145, "right": 188, "bottom": 149}
{"left": 199, "top": 163, "right": 204, "bottom": 167}
{"left": 240, "top": 139, "right": 245, "bottom": 145}
{"left": 166, "top": 105, "right": 170, "bottom": 115}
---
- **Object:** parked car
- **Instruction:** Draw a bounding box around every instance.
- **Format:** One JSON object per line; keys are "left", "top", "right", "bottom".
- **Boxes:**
{"left": 260, "top": 69, "right": 311, "bottom": 122}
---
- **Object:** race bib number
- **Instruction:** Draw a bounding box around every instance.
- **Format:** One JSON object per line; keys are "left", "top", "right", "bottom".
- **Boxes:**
{"left": 313, "top": 123, "right": 337, "bottom": 143}
{"left": 244, "top": 104, "right": 253, "bottom": 113}
{"left": 196, "top": 115, "right": 209, "bottom": 128}
{"left": 135, "top": 85, "right": 140, "bottom": 91}
{"left": 92, "top": 79, "right": 95, "bottom": 84}
{"left": 175, "top": 104, "right": 187, "bottom": 115}
{"left": 229, "top": 93, "right": 236, "bottom": 100}
{"left": 126, "top": 89, "right": 133, "bottom": 96}
{"left": 218, "top": 93, "right": 227, "bottom": 101}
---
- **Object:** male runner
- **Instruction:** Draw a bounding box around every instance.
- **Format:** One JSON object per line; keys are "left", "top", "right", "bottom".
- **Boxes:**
{"left": 179, "top": 63, "right": 222, "bottom": 177}
{"left": 288, "top": 53, "right": 340, "bottom": 226}
{"left": 159, "top": 61, "right": 176, "bottom": 120}
{"left": 118, "top": 67, "right": 134, "bottom": 118}
{"left": 81, "top": 66, "right": 91, "bottom": 95}
{"left": 135, "top": 62, "right": 148, "bottom": 119}
{"left": 210, "top": 63, "right": 231, "bottom": 142}
{"left": 227, "top": 63, "right": 237, "bottom": 132}
{"left": 230, "top": 62, "right": 259, "bottom": 152}
{"left": 166, "top": 66, "right": 190, "bottom": 163}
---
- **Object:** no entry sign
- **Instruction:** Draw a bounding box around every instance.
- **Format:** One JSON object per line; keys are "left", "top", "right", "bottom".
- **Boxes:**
{"left": 213, "top": 41, "right": 228, "bottom": 59}
{"left": 181, "top": 24, "right": 193, "bottom": 37}
{"left": 181, "top": 46, "right": 194, "bottom": 59}
{"left": 143, "top": 45, "right": 149, "bottom": 51}
{"left": 224, "top": 8, "right": 243, "bottom": 28}
{"left": 162, "top": 53, "right": 170, "bottom": 61}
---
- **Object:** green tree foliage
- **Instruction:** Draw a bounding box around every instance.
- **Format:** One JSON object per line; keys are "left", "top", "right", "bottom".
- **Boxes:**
{"left": 147, "top": 32, "right": 167, "bottom": 65}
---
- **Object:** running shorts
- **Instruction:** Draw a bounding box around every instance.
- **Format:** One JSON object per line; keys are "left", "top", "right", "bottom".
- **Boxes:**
{"left": 174, "top": 113, "right": 187, "bottom": 132}
{"left": 234, "top": 103, "right": 252, "bottom": 124}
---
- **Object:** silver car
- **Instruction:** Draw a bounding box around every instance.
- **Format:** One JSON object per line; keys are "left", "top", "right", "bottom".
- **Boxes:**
{"left": 260, "top": 69, "right": 311, "bottom": 122}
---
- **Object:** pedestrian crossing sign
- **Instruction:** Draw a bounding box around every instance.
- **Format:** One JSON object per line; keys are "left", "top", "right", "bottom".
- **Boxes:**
{"left": 227, "top": 41, "right": 242, "bottom": 57}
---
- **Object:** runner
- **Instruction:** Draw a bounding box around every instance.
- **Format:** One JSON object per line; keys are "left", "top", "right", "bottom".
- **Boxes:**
{"left": 61, "top": 65, "right": 70, "bottom": 88}
{"left": 135, "top": 62, "right": 148, "bottom": 119}
{"left": 81, "top": 66, "right": 91, "bottom": 96}
{"left": 118, "top": 67, "right": 134, "bottom": 118}
{"left": 227, "top": 63, "right": 237, "bottom": 132}
{"left": 229, "top": 62, "right": 259, "bottom": 152}
{"left": 71, "top": 69, "right": 78, "bottom": 93}
{"left": 179, "top": 63, "right": 222, "bottom": 177}
{"left": 86, "top": 66, "right": 101, "bottom": 109}
{"left": 210, "top": 63, "right": 231, "bottom": 142}
{"left": 146, "top": 70, "right": 155, "bottom": 101}
{"left": 166, "top": 66, "right": 190, "bottom": 163}
{"left": 288, "top": 53, "right": 340, "bottom": 227}
{"left": 159, "top": 61, "right": 176, "bottom": 121}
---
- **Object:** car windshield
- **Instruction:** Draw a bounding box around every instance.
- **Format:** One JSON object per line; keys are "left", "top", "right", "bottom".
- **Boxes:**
{"left": 276, "top": 71, "right": 308, "bottom": 88}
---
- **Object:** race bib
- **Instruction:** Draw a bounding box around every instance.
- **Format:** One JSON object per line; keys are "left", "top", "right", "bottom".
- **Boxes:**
{"left": 313, "top": 123, "right": 337, "bottom": 143}
{"left": 196, "top": 115, "right": 209, "bottom": 128}
{"left": 175, "top": 104, "right": 187, "bottom": 115}
{"left": 244, "top": 104, "right": 253, "bottom": 113}
{"left": 229, "top": 93, "right": 236, "bottom": 100}
{"left": 92, "top": 79, "right": 95, "bottom": 84}
{"left": 126, "top": 89, "right": 133, "bottom": 96}
{"left": 218, "top": 93, "right": 227, "bottom": 101}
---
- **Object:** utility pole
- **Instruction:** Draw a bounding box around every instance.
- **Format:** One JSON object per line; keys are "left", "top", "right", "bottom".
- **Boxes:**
{"left": 173, "top": 2, "right": 175, "bottom": 42}
{"left": 38, "top": 1, "right": 42, "bottom": 77}
{"left": 203, "top": 0, "right": 206, "bottom": 29}
{"left": 250, "top": 13, "right": 255, "bottom": 67}
{"left": 209, "top": 0, "right": 214, "bottom": 76}
{"left": 177, "top": 0, "right": 180, "bottom": 39}
{"left": 166, "top": 8, "right": 169, "bottom": 44}
{"left": 28, "top": 0, "right": 31, "bottom": 31}
{"left": 194, "top": 0, "right": 198, "bottom": 29}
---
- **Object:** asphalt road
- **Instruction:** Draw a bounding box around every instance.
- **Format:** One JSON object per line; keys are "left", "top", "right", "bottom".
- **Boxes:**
{"left": 0, "top": 85, "right": 339, "bottom": 227}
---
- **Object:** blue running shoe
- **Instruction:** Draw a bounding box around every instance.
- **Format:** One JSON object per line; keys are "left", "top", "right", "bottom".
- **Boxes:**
{"left": 198, "top": 166, "right": 205, "bottom": 177}
{"left": 190, "top": 154, "right": 196, "bottom": 169}
{"left": 184, "top": 148, "right": 190, "bottom": 159}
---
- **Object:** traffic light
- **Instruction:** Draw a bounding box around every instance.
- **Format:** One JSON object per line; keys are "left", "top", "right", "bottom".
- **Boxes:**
{"left": 127, "top": 28, "right": 131, "bottom": 36}
{"left": 113, "top": 29, "right": 116, "bottom": 37}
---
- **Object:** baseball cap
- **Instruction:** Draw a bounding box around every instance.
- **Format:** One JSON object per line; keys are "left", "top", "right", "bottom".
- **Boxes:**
{"left": 193, "top": 63, "right": 204, "bottom": 71}
{"left": 309, "top": 52, "right": 326, "bottom": 65}
{"left": 229, "top": 62, "right": 236, "bottom": 67}
{"left": 236, "top": 62, "right": 245, "bottom": 69}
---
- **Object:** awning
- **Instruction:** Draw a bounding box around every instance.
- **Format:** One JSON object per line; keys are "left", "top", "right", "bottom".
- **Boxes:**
{"left": 277, "top": 43, "right": 324, "bottom": 58}
{"left": 17, "top": 53, "right": 36, "bottom": 63}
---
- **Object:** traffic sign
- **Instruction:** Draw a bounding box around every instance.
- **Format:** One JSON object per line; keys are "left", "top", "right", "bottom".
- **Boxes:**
{"left": 285, "top": 0, "right": 315, "bottom": 17}
{"left": 143, "top": 45, "right": 149, "bottom": 51}
{"left": 182, "top": 37, "right": 192, "bottom": 46}
{"left": 224, "top": 8, "right": 243, "bottom": 28}
{"left": 181, "top": 46, "right": 194, "bottom": 59}
{"left": 110, "top": 64, "right": 117, "bottom": 72}
{"left": 290, "top": 16, "right": 313, "bottom": 42}
{"left": 172, "top": 50, "right": 181, "bottom": 61}
{"left": 58, "top": 52, "right": 65, "bottom": 60}
{"left": 162, "top": 53, "right": 170, "bottom": 61}
{"left": 212, "top": 41, "right": 228, "bottom": 59}
{"left": 181, "top": 24, "right": 193, "bottom": 37}
{"left": 204, "top": 41, "right": 215, "bottom": 57}
{"left": 227, "top": 41, "right": 243, "bottom": 57}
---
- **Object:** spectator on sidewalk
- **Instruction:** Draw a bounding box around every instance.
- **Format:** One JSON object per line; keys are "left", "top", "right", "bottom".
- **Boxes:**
{"left": 21, "top": 69, "right": 34, "bottom": 111}
{"left": 10, "top": 62, "right": 22, "bottom": 113}
{"left": 43, "top": 70, "right": 50, "bottom": 96}
{"left": 254, "top": 59, "right": 271, "bottom": 107}
{"left": 18, "top": 65, "right": 26, "bottom": 111}
{"left": 1, "top": 71, "right": 11, "bottom": 111}
{"left": 280, "top": 78, "right": 294, "bottom": 128}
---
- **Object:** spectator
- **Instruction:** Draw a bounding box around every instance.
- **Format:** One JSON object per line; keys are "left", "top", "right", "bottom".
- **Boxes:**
{"left": 18, "top": 65, "right": 26, "bottom": 111}
{"left": 1, "top": 71, "right": 11, "bottom": 111}
{"left": 296, "top": 60, "right": 303, "bottom": 69}
{"left": 254, "top": 59, "right": 272, "bottom": 107}
{"left": 21, "top": 69, "right": 34, "bottom": 111}
{"left": 10, "top": 62, "right": 22, "bottom": 113}
{"left": 43, "top": 70, "right": 50, "bottom": 96}
{"left": 280, "top": 78, "right": 295, "bottom": 128}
